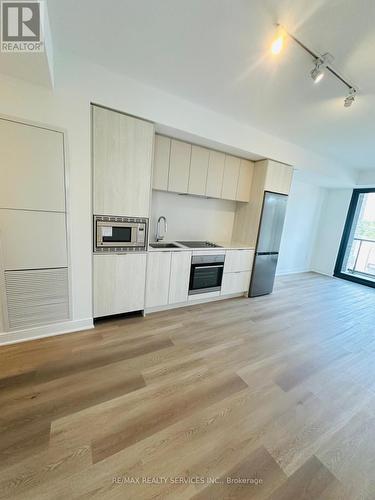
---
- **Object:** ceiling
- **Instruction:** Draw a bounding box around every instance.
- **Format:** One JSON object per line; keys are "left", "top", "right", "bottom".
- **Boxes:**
{"left": 47, "top": 0, "right": 375, "bottom": 170}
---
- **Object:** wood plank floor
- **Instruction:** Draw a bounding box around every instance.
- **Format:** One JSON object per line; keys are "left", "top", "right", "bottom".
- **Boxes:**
{"left": 1, "top": 272, "right": 375, "bottom": 499}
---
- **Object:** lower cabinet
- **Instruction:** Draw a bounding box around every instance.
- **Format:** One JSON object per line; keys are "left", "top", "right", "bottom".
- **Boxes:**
{"left": 145, "top": 251, "right": 171, "bottom": 308}
{"left": 145, "top": 251, "right": 192, "bottom": 309}
{"left": 221, "top": 271, "right": 251, "bottom": 295}
{"left": 224, "top": 249, "right": 254, "bottom": 273}
{"left": 169, "top": 251, "right": 191, "bottom": 304}
{"left": 93, "top": 253, "right": 147, "bottom": 318}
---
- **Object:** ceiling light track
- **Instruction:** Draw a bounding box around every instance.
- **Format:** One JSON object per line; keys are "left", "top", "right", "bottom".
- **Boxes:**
{"left": 275, "top": 23, "right": 358, "bottom": 106}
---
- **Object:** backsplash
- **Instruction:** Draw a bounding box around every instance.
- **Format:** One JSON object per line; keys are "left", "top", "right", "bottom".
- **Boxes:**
{"left": 151, "top": 190, "right": 236, "bottom": 242}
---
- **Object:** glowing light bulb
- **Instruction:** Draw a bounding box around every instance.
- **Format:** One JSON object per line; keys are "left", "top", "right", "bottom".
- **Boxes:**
{"left": 271, "top": 35, "right": 284, "bottom": 55}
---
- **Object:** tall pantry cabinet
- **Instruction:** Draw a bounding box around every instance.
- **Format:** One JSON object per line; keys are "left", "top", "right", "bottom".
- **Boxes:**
{"left": 91, "top": 105, "right": 155, "bottom": 318}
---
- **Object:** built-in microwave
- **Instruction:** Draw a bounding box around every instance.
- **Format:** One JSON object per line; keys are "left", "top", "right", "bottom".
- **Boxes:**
{"left": 94, "top": 215, "right": 148, "bottom": 252}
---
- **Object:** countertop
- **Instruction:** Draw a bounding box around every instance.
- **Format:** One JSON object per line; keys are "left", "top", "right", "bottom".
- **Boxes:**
{"left": 148, "top": 241, "right": 255, "bottom": 252}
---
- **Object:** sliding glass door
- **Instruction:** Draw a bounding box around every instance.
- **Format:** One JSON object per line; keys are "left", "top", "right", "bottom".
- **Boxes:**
{"left": 335, "top": 189, "right": 375, "bottom": 288}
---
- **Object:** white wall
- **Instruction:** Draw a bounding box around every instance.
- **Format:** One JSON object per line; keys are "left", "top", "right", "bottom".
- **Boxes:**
{"left": 151, "top": 191, "right": 236, "bottom": 243}
{"left": 0, "top": 51, "right": 358, "bottom": 340}
{"left": 277, "top": 178, "right": 324, "bottom": 275}
{"left": 311, "top": 189, "right": 352, "bottom": 275}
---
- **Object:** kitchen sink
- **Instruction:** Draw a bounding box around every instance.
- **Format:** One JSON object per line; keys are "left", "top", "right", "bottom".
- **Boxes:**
{"left": 149, "top": 242, "right": 180, "bottom": 249}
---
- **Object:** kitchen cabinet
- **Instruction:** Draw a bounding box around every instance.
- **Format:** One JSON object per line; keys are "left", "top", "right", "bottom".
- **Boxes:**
{"left": 92, "top": 105, "right": 154, "bottom": 217}
{"left": 188, "top": 145, "right": 209, "bottom": 196}
{"left": 224, "top": 249, "right": 254, "bottom": 273}
{"left": 236, "top": 159, "right": 254, "bottom": 202}
{"left": 145, "top": 251, "right": 171, "bottom": 308}
{"left": 221, "top": 271, "right": 251, "bottom": 295}
{"left": 153, "top": 135, "right": 170, "bottom": 191}
{"left": 205, "top": 151, "right": 225, "bottom": 198}
{"left": 169, "top": 251, "right": 191, "bottom": 304}
{"left": 0, "top": 209, "right": 67, "bottom": 270}
{"left": 232, "top": 160, "right": 293, "bottom": 246}
{"left": 93, "top": 253, "right": 146, "bottom": 318}
{"left": 264, "top": 160, "right": 293, "bottom": 195}
{"left": 0, "top": 119, "right": 65, "bottom": 212}
{"left": 168, "top": 139, "right": 191, "bottom": 194}
{"left": 221, "top": 155, "right": 240, "bottom": 201}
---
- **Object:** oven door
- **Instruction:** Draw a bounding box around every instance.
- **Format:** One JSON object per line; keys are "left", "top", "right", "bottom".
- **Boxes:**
{"left": 189, "top": 262, "right": 224, "bottom": 295}
{"left": 96, "top": 221, "right": 138, "bottom": 248}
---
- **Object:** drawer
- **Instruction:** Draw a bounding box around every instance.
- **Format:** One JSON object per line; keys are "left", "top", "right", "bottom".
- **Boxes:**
{"left": 221, "top": 271, "right": 251, "bottom": 296}
{"left": 224, "top": 250, "right": 254, "bottom": 273}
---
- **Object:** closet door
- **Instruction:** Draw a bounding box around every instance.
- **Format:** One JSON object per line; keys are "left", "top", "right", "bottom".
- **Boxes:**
{"left": 0, "top": 119, "right": 65, "bottom": 211}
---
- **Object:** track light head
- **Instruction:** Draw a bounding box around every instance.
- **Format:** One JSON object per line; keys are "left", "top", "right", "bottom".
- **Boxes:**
{"left": 311, "top": 64, "right": 324, "bottom": 83}
{"left": 310, "top": 53, "right": 334, "bottom": 84}
{"left": 344, "top": 87, "right": 357, "bottom": 108}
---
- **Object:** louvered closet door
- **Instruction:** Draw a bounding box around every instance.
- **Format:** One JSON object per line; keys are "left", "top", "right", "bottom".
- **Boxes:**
{"left": 4, "top": 268, "right": 69, "bottom": 330}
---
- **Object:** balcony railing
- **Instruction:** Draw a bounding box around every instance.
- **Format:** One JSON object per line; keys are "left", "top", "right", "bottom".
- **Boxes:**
{"left": 347, "top": 237, "right": 375, "bottom": 278}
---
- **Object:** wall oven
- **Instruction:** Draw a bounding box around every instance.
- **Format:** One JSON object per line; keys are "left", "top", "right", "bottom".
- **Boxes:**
{"left": 94, "top": 215, "right": 148, "bottom": 252}
{"left": 189, "top": 254, "right": 225, "bottom": 295}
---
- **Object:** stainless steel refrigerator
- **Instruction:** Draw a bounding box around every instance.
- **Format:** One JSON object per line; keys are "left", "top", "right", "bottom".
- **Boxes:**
{"left": 249, "top": 191, "right": 288, "bottom": 297}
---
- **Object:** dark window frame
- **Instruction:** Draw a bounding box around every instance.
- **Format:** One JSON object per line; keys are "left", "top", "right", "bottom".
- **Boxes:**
{"left": 334, "top": 188, "right": 375, "bottom": 288}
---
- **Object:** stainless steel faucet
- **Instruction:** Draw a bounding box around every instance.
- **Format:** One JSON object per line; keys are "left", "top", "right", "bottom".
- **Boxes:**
{"left": 156, "top": 216, "right": 167, "bottom": 241}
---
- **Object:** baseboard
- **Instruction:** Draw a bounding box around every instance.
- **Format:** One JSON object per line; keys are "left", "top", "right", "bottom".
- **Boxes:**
{"left": 276, "top": 268, "right": 311, "bottom": 276}
{"left": 0, "top": 318, "right": 94, "bottom": 346}
{"left": 310, "top": 268, "right": 333, "bottom": 277}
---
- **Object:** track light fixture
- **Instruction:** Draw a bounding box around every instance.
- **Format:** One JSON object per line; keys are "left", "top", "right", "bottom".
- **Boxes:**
{"left": 271, "top": 24, "right": 359, "bottom": 108}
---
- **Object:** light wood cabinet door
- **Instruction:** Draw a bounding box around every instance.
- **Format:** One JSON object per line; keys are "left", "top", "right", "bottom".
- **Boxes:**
{"left": 265, "top": 160, "right": 293, "bottom": 195}
{"left": 206, "top": 150, "right": 225, "bottom": 198}
{"left": 224, "top": 250, "right": 254, "bottom": 273}
{"left": 93, "top": 106, "right": 154, "bottom": 217}
{"left": 236, "top": 159, "right": 254, "bottom": 202}
{"left": 153, "top": 135, "right": 170, "bottom": 191}
{"left": 169, "top": 251, "right": 191, "bottom": 304}
{"left": 93, "top": 253, "right": 146, "bottom": 318}
{"left": 221, "top": 271, "right": 251, "bottom": 295}
{"left": 168, "top": 140, "right": 191, "bottom": 194}
{"left": 0, "top": 209, "right": 67, "bottom": 270}
{"left": 0, "top": 119, "right": 65, "bottom": 212}
{"left": 222, "top": 155, "right": 240, "bottom": 201}
{"left": 145, "top": 251, "right": 171, "bottom": 308}
{"left": 188, "top": 145, "right": 209, "bottom": 196}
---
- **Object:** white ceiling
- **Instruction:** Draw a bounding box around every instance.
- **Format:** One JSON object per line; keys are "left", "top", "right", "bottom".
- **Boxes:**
{"left": 48, "top": 0, "right": 375, "bottom": 170}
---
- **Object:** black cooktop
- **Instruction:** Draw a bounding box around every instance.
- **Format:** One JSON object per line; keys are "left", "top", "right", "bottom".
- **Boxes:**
{"left": 177, "top": 241, "right": 222, "bottom": 248}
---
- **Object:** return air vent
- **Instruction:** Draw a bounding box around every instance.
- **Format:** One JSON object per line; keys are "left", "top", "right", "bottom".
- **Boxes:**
{"left": 5, "top": 268, "right": 69, "bottom": 330}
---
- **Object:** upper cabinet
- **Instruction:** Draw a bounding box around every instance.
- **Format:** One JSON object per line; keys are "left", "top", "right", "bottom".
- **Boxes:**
{"left": 232, "top": 160, "right": 294, "bottom": 246}
{"left": 221, "top": 155, "right": 240, "bottom": 201}
{"left": 168, "top": 139, "right": 191, "bottom": 194}
{"left": 151, "top": 134, "right": 255, "bottom": 203}
{"left": 236, "top": 159, "right": 254, "bottom": 202}
{"left": 188, "top": 145, "right": 209, "bottom": 196}
{"left": 264, "top": 160, "right": 293, "bottom": 195}
{"left": 206, "top": 150, "right": 225, "bottom": 198}
{"left": 0, "top": 119, "right": 65, "bottom": 212}
{"left": 153, "top": 135, "right": 170, "bottom": 191}
{"left": 92, "top": 105, "right": 154, "bottom": 217}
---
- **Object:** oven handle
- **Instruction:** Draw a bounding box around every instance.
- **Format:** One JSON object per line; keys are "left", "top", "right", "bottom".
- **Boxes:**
{"left": 194, "top": 264, "right": 224, "bottom": 269}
